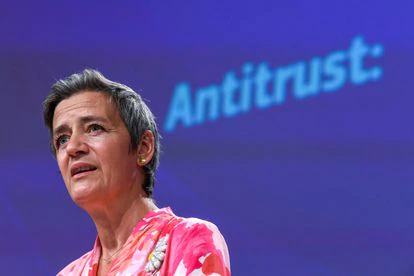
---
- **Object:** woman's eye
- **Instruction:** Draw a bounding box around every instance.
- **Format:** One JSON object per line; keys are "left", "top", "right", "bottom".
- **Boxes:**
{"left": 88, "top": 124, "right": 104, "bottom": 133}
{"left": 56, "top": 135, "right": 69, "bottom": 148}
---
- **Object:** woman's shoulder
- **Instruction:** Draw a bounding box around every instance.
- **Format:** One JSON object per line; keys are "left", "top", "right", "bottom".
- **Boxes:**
{"left": 161, "top": 212, "right": 231, "bottom": 276}
{"left": 172, "top": 215, "right": 223, "bottom": 234}
{"left": 169, "top": 214, "right": 228, "bottom": 250}
{"left": 164, "top": 208, "right": 221, "bottom": 231}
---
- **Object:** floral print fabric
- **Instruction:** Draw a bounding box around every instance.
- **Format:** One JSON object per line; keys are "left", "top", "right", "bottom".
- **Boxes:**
{"left": 57, "top": 207, "right": 230, "bottom": 275}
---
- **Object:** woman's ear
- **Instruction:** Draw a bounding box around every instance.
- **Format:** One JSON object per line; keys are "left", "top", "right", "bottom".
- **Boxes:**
{"left": 137, "top": 130, "right": 155, "bottom": 166}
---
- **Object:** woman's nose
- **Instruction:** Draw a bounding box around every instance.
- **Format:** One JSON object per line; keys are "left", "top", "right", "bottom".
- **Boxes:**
{"left": 66, "top": 132, "right": 88, "bottom": 157}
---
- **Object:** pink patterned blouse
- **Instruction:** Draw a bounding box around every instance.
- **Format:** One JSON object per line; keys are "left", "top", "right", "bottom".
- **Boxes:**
{"left": 57, "top": 207, "right": 230, "bottom": 275}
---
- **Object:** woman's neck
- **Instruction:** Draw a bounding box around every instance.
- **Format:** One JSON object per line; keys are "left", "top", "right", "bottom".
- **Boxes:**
{"left": 89, "top": 196, "right": 158, "bottom": 261}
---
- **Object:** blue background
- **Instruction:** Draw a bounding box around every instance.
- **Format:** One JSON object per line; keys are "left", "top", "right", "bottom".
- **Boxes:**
{"left": 1, "top": 1, "right": 413, "bottom": 275}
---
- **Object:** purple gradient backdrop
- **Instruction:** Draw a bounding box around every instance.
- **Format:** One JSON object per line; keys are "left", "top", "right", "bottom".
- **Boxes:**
{"left": 1, "top": 1, "right": 413, "bottom": 275}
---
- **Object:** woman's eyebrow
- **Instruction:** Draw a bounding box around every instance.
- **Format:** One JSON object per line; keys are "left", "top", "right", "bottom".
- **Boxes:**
{"left": 53, "top": 124, "right": 70, "bottom": 137}
{"left": 79, "top": 115, "right": 109, "bottom": 124}
{"left": 53, "top": 116, "right": 109, "bottom": 136}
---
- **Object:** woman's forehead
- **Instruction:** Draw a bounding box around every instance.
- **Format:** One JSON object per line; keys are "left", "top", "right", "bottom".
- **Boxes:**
{"left": 53, "top": 91, "right": 119, "bottom": 128}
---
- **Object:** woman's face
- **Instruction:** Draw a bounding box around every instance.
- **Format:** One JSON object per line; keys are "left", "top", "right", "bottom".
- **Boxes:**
{"left": 52, "top": 91, "right": 142, "bottom": 207}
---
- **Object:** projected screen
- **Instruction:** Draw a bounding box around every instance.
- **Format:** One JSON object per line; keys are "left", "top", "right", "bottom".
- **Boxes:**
{"left": 1, "top": 1, "right": 413, "bottom": 275}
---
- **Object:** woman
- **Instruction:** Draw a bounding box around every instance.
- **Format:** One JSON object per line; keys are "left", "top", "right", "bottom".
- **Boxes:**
{"left": 43, "top": 69, "right": 230, "bottom": 276}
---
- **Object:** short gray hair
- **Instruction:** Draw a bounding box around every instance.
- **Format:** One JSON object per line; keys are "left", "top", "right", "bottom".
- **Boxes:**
{"left": 43, "top": 69, "right": 160, "bottom": 197}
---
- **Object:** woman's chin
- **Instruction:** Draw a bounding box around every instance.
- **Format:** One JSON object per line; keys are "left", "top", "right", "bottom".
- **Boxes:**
{"left": 69, "top": 183, "right": 98, "bottom": 205}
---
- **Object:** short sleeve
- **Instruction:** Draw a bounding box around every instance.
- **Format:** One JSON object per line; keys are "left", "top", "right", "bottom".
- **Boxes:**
{"left": 162, "top": 218, "right": 231, "bottom": 276}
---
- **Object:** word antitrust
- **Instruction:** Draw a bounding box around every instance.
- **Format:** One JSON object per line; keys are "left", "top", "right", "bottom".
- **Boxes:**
{"left": 164, "top": 36, "right": 384, "bottom": 132}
